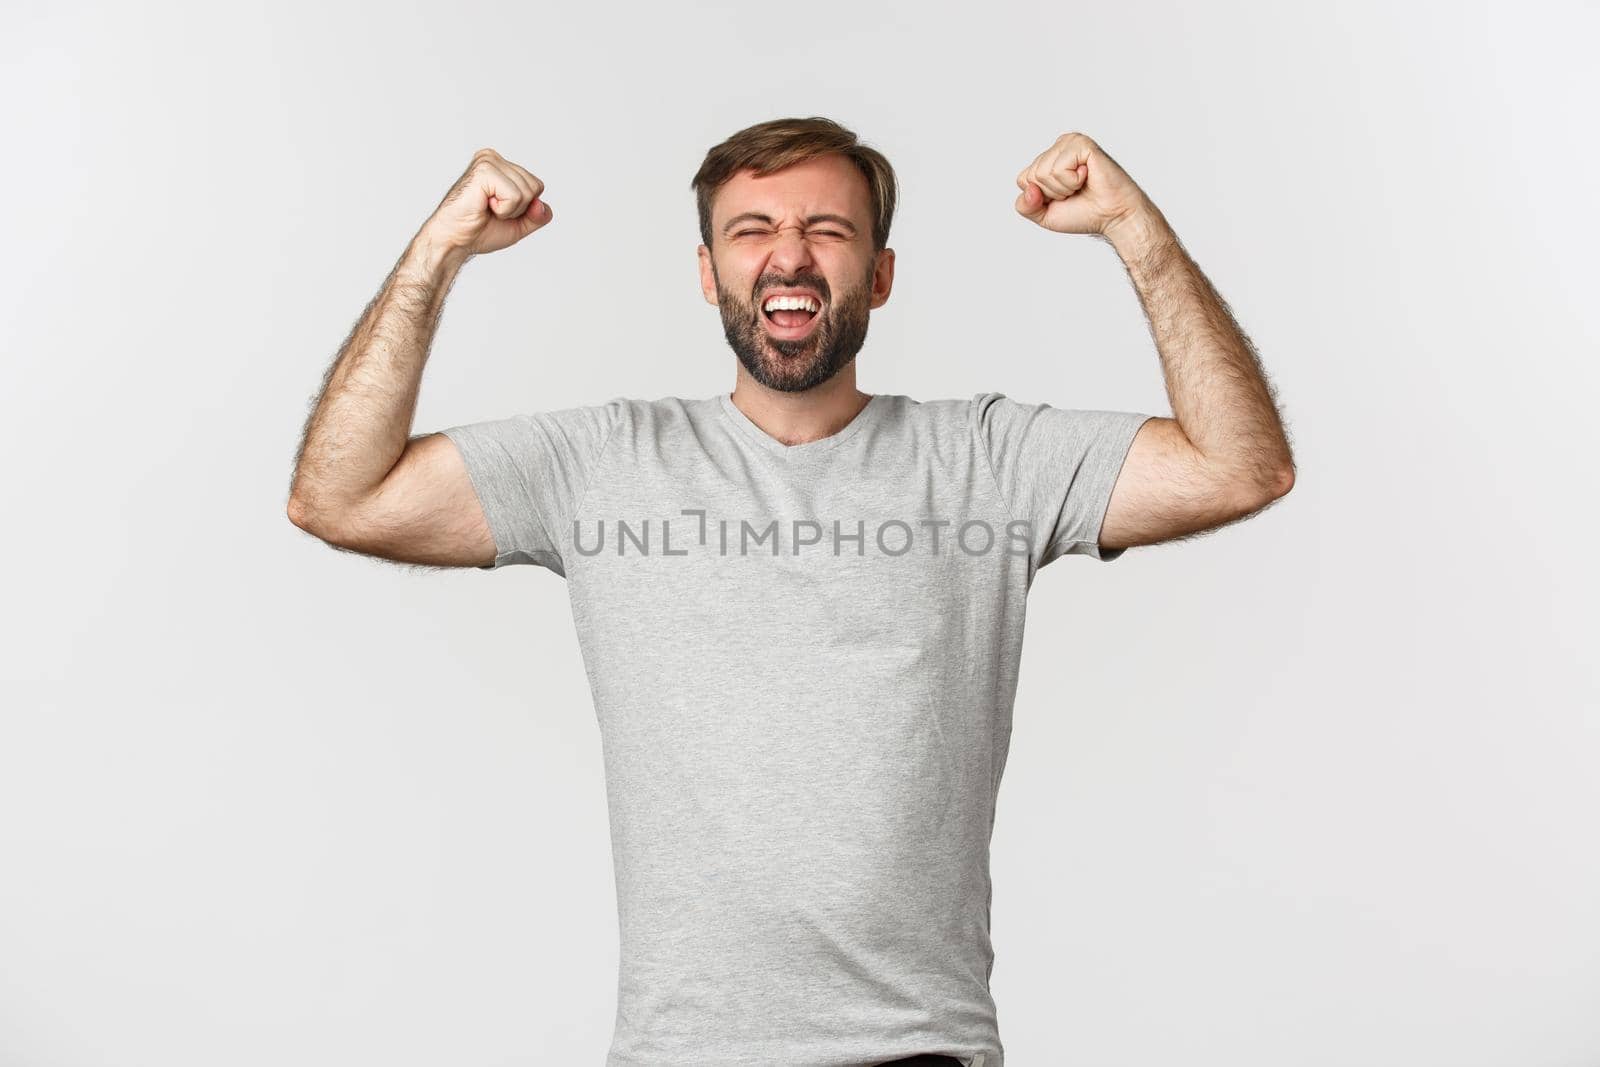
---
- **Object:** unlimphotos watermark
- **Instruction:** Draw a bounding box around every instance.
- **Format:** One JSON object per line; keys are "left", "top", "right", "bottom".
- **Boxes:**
{"left": 571, "top": 509, "right": 1036, "bottom": 558}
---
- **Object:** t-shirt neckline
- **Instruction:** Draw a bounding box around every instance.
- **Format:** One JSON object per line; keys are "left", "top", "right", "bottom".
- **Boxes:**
{"left": 717, "top": 391, "right": 885, "bottom": 458}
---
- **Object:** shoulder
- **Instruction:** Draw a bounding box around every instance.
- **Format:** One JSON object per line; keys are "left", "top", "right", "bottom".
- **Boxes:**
{"left": 873, "top": 392, "right": 969, "bottom": 425}
{"left": 874, "top": 391, "right": 1003, "bottom": 439}
{"left": 866, "top": 393, "right": 991, "bottom": 470}
{"left": 611, "top": 394, "right": 716, "bottom": 432}
{"left": 572, "top": 395, "right": 734, "bottom": 454}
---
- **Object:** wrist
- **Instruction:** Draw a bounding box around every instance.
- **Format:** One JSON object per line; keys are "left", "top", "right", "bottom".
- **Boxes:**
{"left": 1104, "top": 202, "right": 1178, "bottom": 264}
{"left": 402, "top": 227, "right": 471, "bottom": 282}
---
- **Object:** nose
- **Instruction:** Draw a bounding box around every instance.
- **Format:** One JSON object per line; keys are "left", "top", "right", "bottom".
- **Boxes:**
{"left": 766, "top": 223, "right": 815, "bottom": 274}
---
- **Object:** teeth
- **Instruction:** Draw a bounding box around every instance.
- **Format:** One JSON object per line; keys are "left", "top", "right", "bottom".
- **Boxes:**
{"left": 762, "top": 295, "right": 820, "bottom": 313}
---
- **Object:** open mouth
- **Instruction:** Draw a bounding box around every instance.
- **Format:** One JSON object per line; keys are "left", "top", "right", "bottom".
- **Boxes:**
{"left": 760, "top": 299, "right": 823, "bottom": 340}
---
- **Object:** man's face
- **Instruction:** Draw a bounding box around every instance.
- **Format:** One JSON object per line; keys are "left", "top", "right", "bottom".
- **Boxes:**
{"left": 698, "top": 154, "right": 895, "bottom": 393}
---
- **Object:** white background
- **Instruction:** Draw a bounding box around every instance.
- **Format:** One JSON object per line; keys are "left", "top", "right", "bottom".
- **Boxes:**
{"left": 3, "top": 2, "right": 1596, "bottom": 1064}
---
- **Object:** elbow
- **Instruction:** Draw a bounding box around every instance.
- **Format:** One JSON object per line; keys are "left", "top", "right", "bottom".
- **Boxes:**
{"left": 286, "top": 490, "right": 313, "bottom": 533}
{"left": 1270, "top": 463, "right": 1295, "bottom": 499}
{"left": 287, "top": 486, "right": 351, "bottom": 544}
{"left": 1248, "top": 445, "right": 1297, "bottom": 504}
{"left": 1225, "top": 464, "right": 1295, "bottom": 515}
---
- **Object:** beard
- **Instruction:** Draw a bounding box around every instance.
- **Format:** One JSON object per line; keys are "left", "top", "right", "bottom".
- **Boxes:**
{"left": 714, "top": 263, "right": 874, "bottom": 393}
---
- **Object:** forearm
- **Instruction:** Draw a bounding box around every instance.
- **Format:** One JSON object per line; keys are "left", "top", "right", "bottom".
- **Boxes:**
{"left": 289, "top": 230, "right": 468, "bottom": 522}
{"left": 1106, "top": 206, "right": 1295, "bottom": 496}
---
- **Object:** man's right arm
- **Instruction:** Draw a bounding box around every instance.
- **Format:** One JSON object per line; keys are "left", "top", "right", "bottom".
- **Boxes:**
{"left": 286, "top": 148, "right": 553, "bottom": 568}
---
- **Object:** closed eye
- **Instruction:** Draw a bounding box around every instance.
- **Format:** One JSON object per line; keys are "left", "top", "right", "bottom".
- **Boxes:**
{"left": 733, "top": 230, "right": 849, "bottom": 239}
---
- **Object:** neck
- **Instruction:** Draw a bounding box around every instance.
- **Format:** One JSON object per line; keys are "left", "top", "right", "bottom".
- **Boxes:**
{"left": 727, "top": 369, "right": 871, "bottom": 447}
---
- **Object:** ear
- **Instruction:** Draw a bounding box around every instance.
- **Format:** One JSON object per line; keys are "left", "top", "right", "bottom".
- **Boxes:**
{"left": 697, "top": 245, "right": 719, "bottom": 306}
{"left": 869, "top": 247, "right": 895, "bottom": 310}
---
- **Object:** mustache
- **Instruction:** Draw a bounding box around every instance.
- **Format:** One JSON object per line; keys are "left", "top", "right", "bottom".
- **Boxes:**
{"left": 752, "top": 276, "right": 831, "bottom": 302}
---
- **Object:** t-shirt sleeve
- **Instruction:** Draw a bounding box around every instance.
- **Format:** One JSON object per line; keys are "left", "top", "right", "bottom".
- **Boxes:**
{"left": 438, "top": 398, "right": 626, "bottom": 574}
{"left": 972, "top": 391, "right": 1154, "bottom": 568}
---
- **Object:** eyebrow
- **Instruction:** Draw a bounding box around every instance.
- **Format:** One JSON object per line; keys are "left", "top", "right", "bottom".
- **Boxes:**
{"left": 721, "top": 212, "right": 860, "bottom": 236}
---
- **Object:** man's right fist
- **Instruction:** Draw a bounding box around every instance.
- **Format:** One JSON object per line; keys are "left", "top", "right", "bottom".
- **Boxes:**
{"left": 423, "top": 148, "right": 552, "bottom": 257}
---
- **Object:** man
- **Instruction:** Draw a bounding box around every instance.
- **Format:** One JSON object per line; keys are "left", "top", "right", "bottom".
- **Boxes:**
{"left": 287, "top": 117, "right": 1294, "bottom": 1067}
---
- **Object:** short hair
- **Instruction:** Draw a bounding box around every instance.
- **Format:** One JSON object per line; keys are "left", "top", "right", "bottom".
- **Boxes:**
{"left": 691, "top": 116, "right": 899, "bottom": 253}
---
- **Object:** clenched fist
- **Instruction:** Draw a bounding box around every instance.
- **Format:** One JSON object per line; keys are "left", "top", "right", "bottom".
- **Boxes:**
{"left": 1014, "top": 132, "right": 1149, "bottom": 238}
{"left": 423, "top": 148, "right": 552, "bottom": 257}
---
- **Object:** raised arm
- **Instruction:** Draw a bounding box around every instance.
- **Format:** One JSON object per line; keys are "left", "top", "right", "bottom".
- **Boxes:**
{"left": 286, "top": 148, "right": 553, "bottom": 567}
{"left": 1015, "top": 132, "right": 1296, "bottom": 554}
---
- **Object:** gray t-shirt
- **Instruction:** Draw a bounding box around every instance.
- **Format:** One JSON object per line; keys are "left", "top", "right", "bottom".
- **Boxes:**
{"left": 442, "top": 391, "right": 1152, "bottom": 1067}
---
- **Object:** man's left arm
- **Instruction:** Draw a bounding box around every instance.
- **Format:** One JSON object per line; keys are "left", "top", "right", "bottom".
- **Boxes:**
{"left": 1016, "top": 132, "right": 1297, "bottom": 554}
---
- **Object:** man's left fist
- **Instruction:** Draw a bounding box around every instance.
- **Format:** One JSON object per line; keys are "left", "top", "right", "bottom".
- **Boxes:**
{"left": 1015, "top": 132, "right": 1149, "bottom": 237}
